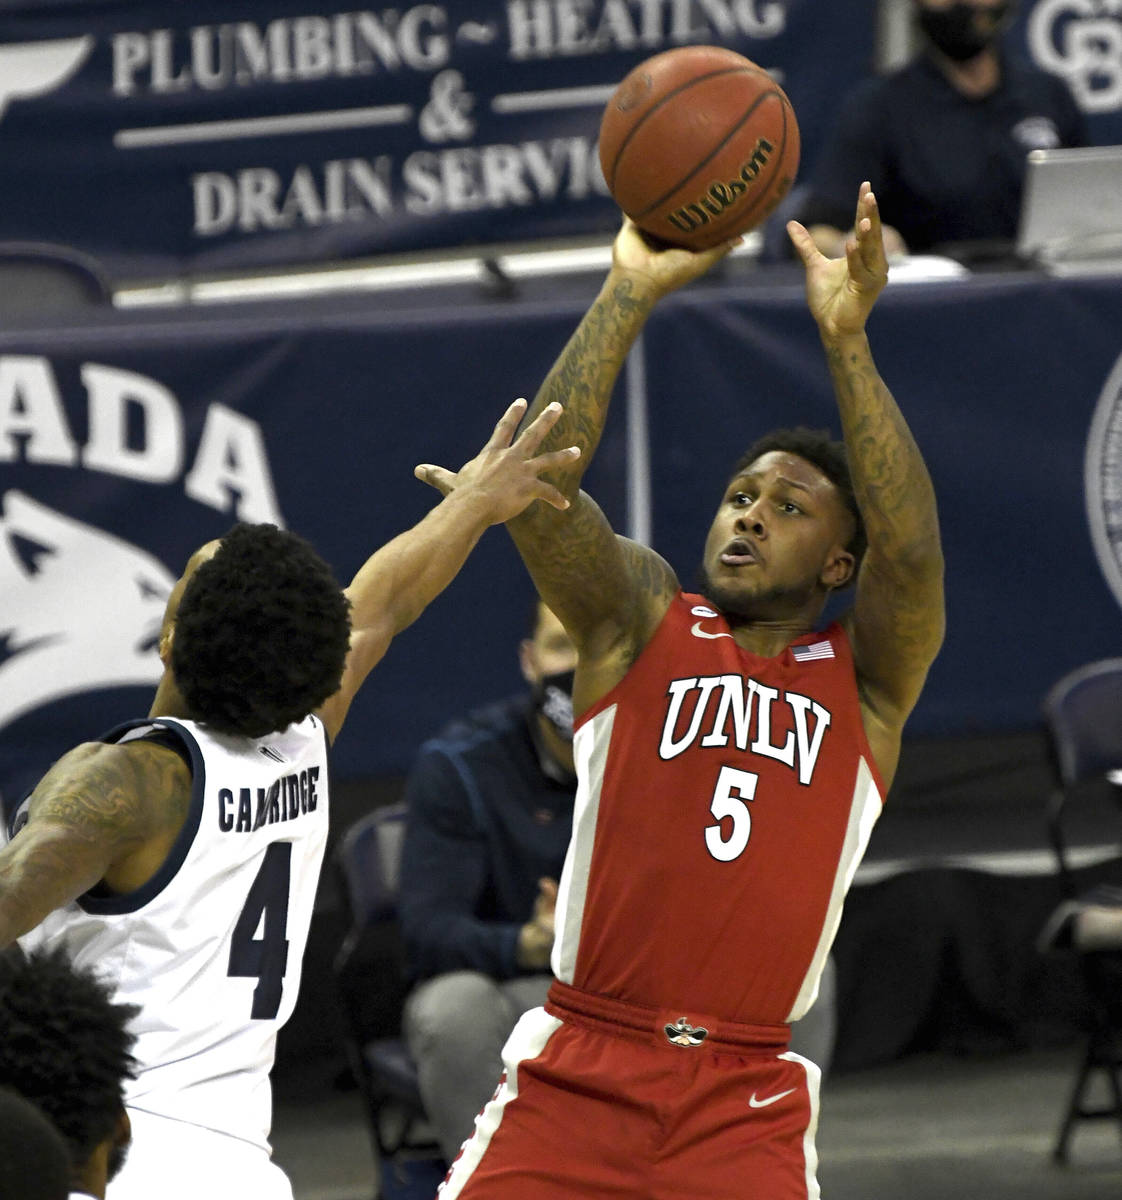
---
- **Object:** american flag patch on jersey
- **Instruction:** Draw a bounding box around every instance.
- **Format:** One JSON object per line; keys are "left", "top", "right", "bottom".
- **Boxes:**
{"left": 792, "top": 639, "right": 835, "bottom": 662}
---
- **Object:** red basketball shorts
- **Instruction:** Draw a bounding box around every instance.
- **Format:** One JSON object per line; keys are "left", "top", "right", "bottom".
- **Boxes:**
{"left": 439, "top": 980, "right": 822, "bottom": 1200}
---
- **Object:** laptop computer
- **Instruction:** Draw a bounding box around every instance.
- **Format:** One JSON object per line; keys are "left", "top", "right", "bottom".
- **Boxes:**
{"left": 1016, "top": 145, "right": 1122, "bottom": 273}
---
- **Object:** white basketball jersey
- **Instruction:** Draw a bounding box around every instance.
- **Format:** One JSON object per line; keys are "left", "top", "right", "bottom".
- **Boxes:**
{"left": 17, "top": 715, "right": 330, "bottom": 1152}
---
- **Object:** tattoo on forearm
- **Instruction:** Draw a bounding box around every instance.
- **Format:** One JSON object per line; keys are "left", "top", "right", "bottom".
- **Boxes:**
{"left": 529, "top": 277, "right": 655, "bottom": 460}
{"left": 826, "top": 340, "right": 944, "bottom": 672}
{"left": 826, "top": 342, "right": 940, "bottom": 560}
{"left": 510, "top": 276, "right": 662, "bottom": 614}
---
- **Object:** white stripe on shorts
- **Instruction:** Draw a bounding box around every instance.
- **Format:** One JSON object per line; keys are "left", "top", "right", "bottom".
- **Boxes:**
{"left": 781, "top": 1049, "right": 823, "bottom": 1200}
{"left": 438, "top": 1006, "right": 563, "bottom": 1199}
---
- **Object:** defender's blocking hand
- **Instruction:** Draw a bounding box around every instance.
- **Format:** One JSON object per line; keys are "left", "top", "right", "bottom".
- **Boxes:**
{"left": 414, "top": 398, "right": 581, "bottom": 523}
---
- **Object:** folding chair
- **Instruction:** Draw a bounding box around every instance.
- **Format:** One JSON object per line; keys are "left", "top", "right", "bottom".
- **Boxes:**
{"left": 1038, "top": 659, "right": 1122, "bottom": 1163}
{"left": 333, "top": 804, "right": 441, "bottom": 1188}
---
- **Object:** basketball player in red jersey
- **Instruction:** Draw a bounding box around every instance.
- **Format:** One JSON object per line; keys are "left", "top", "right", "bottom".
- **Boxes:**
{"left": 415, "top": 182, "right": 944, "bottom": 1199}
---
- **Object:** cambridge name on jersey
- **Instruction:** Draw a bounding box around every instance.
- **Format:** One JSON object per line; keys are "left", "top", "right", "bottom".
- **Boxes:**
{"left": 15, "top": 714, "right": 330, "bottom": 1153}
{"left": 551, "top": 592, "right": 885, "bottom": 1028}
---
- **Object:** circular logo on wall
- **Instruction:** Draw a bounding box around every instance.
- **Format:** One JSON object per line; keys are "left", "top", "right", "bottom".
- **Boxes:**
{"left": 1085, "top": 350, "right": 1122, "bottom": 607}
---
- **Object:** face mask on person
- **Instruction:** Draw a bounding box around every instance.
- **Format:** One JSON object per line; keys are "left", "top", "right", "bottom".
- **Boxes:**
{"left": 917, "top": 2, "right": 1013, "bottom": 62}
{"left": 532, "top": 669, "right": 575, "bottom": 743}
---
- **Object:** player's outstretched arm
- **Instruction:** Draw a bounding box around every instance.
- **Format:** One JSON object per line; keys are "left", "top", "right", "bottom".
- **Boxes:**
{"left": 0, "top": 740, "right": 189, "bottom": 947}
{"left": 788, "top": 184, "right": 945, "bottom": 784}
{"left": 502, "top": 220, "right": 738, "bottom": 668}
{"left": 319, "top": 399, "right": 579, "bottom": 743}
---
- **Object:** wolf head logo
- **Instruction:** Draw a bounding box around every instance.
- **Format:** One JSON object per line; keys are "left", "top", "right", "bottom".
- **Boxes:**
{"left": 0, "top": 490, "right": 176, "bottom": 732}
{"left": 0, "top": 38, "right": 94, "bottom": 123}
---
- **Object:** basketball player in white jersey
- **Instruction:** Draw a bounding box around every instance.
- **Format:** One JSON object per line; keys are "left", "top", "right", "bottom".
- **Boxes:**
{"left": 415, "top": 185, "right": 945, "bottom": 1198}
{"left": 0, "top": 399, "right": 580, "bottom": 1200}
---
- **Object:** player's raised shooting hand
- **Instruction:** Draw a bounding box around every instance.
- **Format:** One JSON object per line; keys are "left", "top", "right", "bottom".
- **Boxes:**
{"left": 611, "top": 216, "right": 740, "bottom": 299}
{"left": 414, "top": 398, "right": 580, "bottom": 523}
{"left": 787, "top": 182, "right": 889, "bottom": 340}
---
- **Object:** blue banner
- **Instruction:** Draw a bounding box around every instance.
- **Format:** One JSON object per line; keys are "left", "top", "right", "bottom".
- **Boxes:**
{"left": 0, "top": 281, "right": 632, "bottom": 804}
{"left": 0, "top": 0, "right": 877, "bottom": 281}
{"left": 4, "top": 267, "right": 1122, "bottom": 808}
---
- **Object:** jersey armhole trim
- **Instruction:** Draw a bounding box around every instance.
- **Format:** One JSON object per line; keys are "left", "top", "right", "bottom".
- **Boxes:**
{"left": 77, "top": 718, "right": 207, "bottom": 916}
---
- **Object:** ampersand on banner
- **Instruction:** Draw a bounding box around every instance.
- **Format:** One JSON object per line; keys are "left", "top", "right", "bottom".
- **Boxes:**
{"left": 419, "top": 69, "right": 476, "bottom": 142}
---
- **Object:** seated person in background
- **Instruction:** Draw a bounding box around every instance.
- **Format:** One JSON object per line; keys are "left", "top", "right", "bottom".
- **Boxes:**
{"left": 796, "top": 0, "right": 1085, "bottom": 259}
{"left": 398, "top": 601, "right": 578, "bottom": 1166}
{"left": 0, "top": 946, "right": 138, "bottom": 1200}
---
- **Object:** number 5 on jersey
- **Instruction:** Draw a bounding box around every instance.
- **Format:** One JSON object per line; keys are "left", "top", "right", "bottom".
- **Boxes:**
{"left": 705, "top": 765, "right": 757, "bottom": 862}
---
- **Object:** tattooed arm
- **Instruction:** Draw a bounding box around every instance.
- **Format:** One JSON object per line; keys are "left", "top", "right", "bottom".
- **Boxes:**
{"left": 0, "top": 741, "right": 191, "bottom": 947}
{"left": 788, "top": 184, "right": 945, "bottom": 786}
{"left": 501, "top": 221, "right": 737, "bottom": 701}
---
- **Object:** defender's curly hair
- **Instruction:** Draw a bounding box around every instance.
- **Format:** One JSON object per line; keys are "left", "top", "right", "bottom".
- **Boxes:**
{"left": 733, "top": 427, "right": 867, "bottom": 574}
{"left": 172, "top": 523, "right": 351, "bottom": 737}
{"left": 0, "top": 947, "right": 139, "bottom": 1170}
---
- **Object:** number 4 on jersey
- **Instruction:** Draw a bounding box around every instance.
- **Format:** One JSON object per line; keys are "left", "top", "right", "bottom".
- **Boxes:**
{"left": 705, "top": 765, "right": 757, "bottom": 862}
{"left": 229, "top": 842, "right": 292, "bottom": 1019}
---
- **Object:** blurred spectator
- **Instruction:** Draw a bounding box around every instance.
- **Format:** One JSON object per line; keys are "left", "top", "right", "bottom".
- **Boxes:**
{"left": 795, "top": 0, "right": 1085, "bottom": 260}
{"left": 0, "top": 947, "right": 137, "bottom": 1200}
{"left": 398, "top": 601, "right": 578, "bottom": 1165}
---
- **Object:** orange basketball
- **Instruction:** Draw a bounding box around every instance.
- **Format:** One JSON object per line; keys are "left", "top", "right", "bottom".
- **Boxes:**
{"left": 598, "top": 45, "right": 800, "bottom": 250}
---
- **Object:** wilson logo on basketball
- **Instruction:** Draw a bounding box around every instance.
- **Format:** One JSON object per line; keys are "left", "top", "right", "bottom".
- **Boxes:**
{"left": 598, "top": 45, "right": 801, "bottom": 251}
{"left": 666, "top": 137, "right": 776, "bottom": 237}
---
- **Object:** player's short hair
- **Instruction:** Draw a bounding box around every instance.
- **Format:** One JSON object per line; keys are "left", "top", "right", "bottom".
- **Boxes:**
{"left": 732, "top": 427, "right": 867, "bottom": 573}
{"left": 172, "top": 523, "right": 351, "bottom": 737}
{"left": 0, "top": 947, "right": 139, "bottom": 1172}
{"left": 0, "top": 1086, "right": 72, "bottom": 1200}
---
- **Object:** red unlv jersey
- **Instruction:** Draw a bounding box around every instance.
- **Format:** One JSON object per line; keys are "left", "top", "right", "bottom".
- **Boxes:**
{"left": 551, "top": 591, "right": 885, "bottom": 1026}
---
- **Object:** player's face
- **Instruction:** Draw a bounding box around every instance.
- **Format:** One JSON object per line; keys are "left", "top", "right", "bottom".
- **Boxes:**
{"left": 700, "top": 452, "right": 855, "bottom": 620}
{"left": 157, "top": 539, "right": 222, "bottom": 663}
